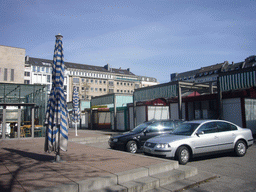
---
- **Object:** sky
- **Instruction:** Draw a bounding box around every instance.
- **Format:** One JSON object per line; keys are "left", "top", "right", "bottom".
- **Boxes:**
{"left": 1, "top": 0, "right": 255, "bottom": 83}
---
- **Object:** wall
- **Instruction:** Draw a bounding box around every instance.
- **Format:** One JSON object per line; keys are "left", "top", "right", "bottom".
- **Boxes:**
{"left": 0, "top": 45, "right": 25, "bottom": 84}
{"left": 245, "top": 98, "right": 256, "bottom": 134}
{"left": 223, "top": 98, "right": 243, "bottom": 127}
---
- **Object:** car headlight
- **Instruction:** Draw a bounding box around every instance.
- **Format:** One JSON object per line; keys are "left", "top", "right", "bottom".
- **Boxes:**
{"left": 113, "top": 138, "right": 118, "bottom": 142}
{"left": 156, "top": 143, "right": 171, "bottom": 149}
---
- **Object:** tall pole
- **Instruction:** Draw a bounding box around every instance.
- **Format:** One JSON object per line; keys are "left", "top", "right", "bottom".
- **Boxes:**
{"left": 217, "top": 77, "right": 223, "bottom": 120}
{"left": 114, "top": 94, "right": 117, "bottom": 131}
{"left": 177, "top": 82, "right": 182, "bottom": 119}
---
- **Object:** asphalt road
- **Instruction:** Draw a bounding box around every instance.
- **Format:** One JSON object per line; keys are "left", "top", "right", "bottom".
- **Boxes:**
{"left": 83, "top": 140, "right": 256, "bottom": 191}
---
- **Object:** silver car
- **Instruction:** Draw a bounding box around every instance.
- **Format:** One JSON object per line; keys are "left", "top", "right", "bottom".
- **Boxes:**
{"left": 143, "top": 120, "right": 254, "bottom": 165}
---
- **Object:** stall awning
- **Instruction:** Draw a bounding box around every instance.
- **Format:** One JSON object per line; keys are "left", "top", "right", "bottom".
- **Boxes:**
{"left": 134, "top": 83, "right": 177, "bottom": 102}
{"left": 91, "top": 94, "right": 133, "bottom": 108}
{"left": 219, "top": 70, "right": 256, "bottom": 92}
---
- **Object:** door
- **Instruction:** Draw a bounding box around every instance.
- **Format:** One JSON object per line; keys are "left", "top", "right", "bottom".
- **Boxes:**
{"left": 193, "top": 122, "right": 220, "bottom": 155}
{"left": 216, "top": 121, "right": 237, "bottom": 151}
{"left": 139, "top": 121, "right": 163, "bottom": 146}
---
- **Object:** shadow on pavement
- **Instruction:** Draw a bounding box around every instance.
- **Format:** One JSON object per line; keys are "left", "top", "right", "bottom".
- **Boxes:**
{"left": 3, "top": 148, "right": 54, "bottom": 162}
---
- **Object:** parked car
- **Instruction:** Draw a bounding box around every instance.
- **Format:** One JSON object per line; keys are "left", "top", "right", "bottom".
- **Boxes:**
{"left": 108, "top": 119, "right": 184, "bottom": 153}
{"left": 143, "top": 120, "right": 254, "bottom": 165}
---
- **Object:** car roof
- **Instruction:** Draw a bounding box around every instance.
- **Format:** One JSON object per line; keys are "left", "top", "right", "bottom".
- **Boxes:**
{"left": 146, "top": 119, "right": 184, "bottom": 123}
{"left": 184, "top": 119, "right": 226, "bottom": 124}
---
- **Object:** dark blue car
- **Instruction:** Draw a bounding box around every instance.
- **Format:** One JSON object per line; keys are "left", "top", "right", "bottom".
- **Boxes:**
{"left": 108, "top": 119, "right": 184, "bottom": 153}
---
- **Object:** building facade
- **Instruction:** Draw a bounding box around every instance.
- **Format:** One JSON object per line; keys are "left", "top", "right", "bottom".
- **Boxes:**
{"left": 24, "top": 56, "right": 158, "bottom": 102}
{"left": 170, "top": 56, "right": 256, "bottom": 85}
{"left": 0, "top": 45, "right": 25, "bottom": 84}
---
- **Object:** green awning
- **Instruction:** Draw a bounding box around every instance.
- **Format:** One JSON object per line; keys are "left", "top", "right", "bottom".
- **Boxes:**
{"left": 134, "top": 83, "right": 177, "bottom": 102}
{"left": 219, "top": 70, "right": 256, "bottom": 92}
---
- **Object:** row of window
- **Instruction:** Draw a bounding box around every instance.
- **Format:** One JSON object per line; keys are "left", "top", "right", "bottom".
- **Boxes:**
{"left": 117, "top": 89, "right": 133, "bottom": 93}
{"left": 70, "top": 71, "right": 113, "bottom": 79}
{"left": 116, "top": 82, "right": 133, "bottom": 86}
{"left": 33, "top": 74, "right": 51, "bottom": 83}
{"left": 32, "top": 66, "right": 52, "bottom": 73}
{"left": 74, "top": 78, "right": 108, "bottom": 85}
{"left": 0, "top": 68, "right": 15, "bottom": 81}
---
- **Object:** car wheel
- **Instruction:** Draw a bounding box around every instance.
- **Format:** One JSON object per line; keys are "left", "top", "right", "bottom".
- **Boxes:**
{"left": 176, "top": 146, "right": 190, "bottom": 165}
{"left": 126, "top": 141, "right": 137, "bottom": 153}
{"left": 235, "top": 140, "right": 247, "bottom": 157}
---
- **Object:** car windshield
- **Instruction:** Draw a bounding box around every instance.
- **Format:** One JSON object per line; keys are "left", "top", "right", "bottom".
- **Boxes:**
{"left": 172, "top": 123, "right": 200, "bottom": 136}
{"left": 131, "top": 122, "right": 153, "bottom": 133}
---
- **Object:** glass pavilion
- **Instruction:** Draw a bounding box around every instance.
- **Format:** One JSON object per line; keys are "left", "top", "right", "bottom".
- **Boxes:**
{"left": 0, "top": 83, "right": 47, "bottom": 139}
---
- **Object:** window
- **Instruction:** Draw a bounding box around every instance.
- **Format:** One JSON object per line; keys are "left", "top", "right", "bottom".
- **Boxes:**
{"left": 73, "top": 78, "right": 79, "bottom": 84}
{"left": 91, "top": 79, "right": 93, "bottom": 83}
{"left": 47, "top": 84, "right": 51, "bottom": 91}
{"left": 117, "top": 89, "right": 119, "bottom": 93}
{"left": 95, "top": 80, "right": 98, "bottom": 84}
{"left": 24, "top": 80, "right": 30, "bottom": 84}
{"left": 109, "top": 89, "right": 114, "bottom": 93}
{"left": 86, "top": 79, "right": 89, "bottom": 83}
{"left": 4, "top": 68, "right": 7, "bottom": 81}
{"left": 103, "top": 81, "right": 106, "bottom": 84}
{"left": 117, "top": 82, "right": 119, "bottom": 85}
{"left": 33, "top": 66, "right": 36, "bottom": 72}
{"left": 95, "top": 88, "right": 98, "bottom": 92}
{"left": 64, "top": 85, "right": 67, "bottom": 91}
{"left": 198, "top": 122, "right": 217, "bottom": 134}
{"left": 99, "top": 88, "right": 102, "bottom": 92}
{"left": 91, "top": 88, "right": 94, "bottom": 92}
{"left": 76, "top": 87, "right": 79, "bottom": 92}
{"left": 47, "top": 75, "right": 51, "bottom": 83}
{"left": 99, "top": 80, "right": 102, "bottom": 84}
{"left": 109, "top": 81, "right": 114, "bottom": 86}
{"left": 104, "top": 88, "right": 106, "bottom": 92}
{"left": 86, "top": 87, "right": 89, "bottom": 91}
{"left": 216, "top": 122, "right": 237, "bottom": 132}
{"left": 37, "top": 67, "right": 40, "bottom": 72}
{"left": 146, "top": 122, "right": 162, "bottom": 132}
{"left": 82, "top": 78, "right": 85, "bottom": 82}
{"left": 124, "top": 83, "right": 126, "bottom": 86}
{"left": 24, "top": 72, "right": 30, "bottom": 76}
{"left": 11, "top": 69, "right": 14, "bottom": 81}
{"left": 162, "top": 121, "right": 175, "bottom": 131}
{"left": 81, "top": 87, "right": 85, "bottom": 91}
{"left": 135, "top": 84, "right": 140, "bottom": 89}
{"left": 42, "top": 67, "right": 45, "bottom": 72}
{"left": 46, "top": 67, "right": 49, "bottom": 73}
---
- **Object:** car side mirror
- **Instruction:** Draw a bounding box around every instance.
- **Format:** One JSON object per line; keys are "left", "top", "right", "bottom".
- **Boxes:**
{"left": 144, "top": 129, "right": 149, "bottom": 135}
{"left": 197, "top": 131, "right": 204, "bottom": 135}
{"left": 196, "top": 131, "right": 204, "bottom": 136}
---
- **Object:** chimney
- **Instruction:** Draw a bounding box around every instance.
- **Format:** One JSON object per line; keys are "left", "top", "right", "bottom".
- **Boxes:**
{"left": 170, "top": 73, "right": 178, "bottom": 81}
{"left": 127, "top": 68, "right": 130, "bottom": 72}
{"left": 104, "top": 63, "right": 110, "bottom": 71}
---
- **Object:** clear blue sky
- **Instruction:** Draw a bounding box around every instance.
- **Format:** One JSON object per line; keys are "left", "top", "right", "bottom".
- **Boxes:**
{"left": 1, "top": 0, "right": 255, "bottom": 83}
